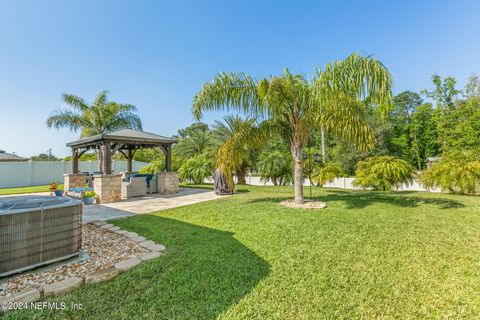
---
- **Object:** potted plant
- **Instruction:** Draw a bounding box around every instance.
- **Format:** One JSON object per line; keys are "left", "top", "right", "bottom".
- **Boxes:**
{"left": 55, "top": 184, "right": 64, "bottom": 197}
{"left": 49, "top": 182, "right": 64, "bottom": 197}
{"left": 83, "top": 190, "right": 96, "bottom": 205}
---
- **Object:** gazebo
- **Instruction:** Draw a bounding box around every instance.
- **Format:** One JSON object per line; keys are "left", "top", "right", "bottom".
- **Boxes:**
{"left": 65, "top": 128, "right": 178, "bottom": 203}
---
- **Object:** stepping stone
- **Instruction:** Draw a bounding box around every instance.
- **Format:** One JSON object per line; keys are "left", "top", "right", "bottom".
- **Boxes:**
{"left": 130, "top": 236, "right": 146, "bottom": 243}
{"left": 108, "top": 226, "right": 121, "bottom": 231}
{"left": 139, "top": 240, "right": 155, "bottom": 248}
{"left": 115, "top": 230, "right": 128, "bottom": 235}
{"left": 85, "top": 268, "right": 119, "bottom": 284}
{"left": 100, "top": 224, "right": 114, "bottom": 229}
{"left": 125, "top": 232, "right": 138, "bottom": 238}
{"left": 43, "top": 277, "right": 83, "bottom": 298}
{"left": 139, "top": 251, "right": 161, "bottom": 261}
{"left": 90, "top": 221, "right": 106, "bottom": 226}
{"left": 1, "top": 289, "right": 41, "bottom": 312}
{"left": 143, "top": 243, "right": 166, "bottom": 252}
{"left": 114, "top": 258, "right": 141, "bottom": 273}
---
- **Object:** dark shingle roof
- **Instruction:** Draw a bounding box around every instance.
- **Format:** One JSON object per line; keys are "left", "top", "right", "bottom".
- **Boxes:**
{"left": 66, "top": 128, "right": 177, "bottom": 148}
{"left": 0, "top": 150, "right": 29, "bottom": 162}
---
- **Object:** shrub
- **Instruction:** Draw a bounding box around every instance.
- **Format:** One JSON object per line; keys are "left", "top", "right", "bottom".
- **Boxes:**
{"left": 353, "top": 156, "right": 416, "bottom": 191}
{"left": 256, "top": 150, "right": 292, "bottom": 186}
{"left": 314, "top": 162, "right": 343, "bottom": 186}
{"left": 139, "top": 160, "right": 164, "bottom": 174}
{"left": 420, "top": 151, "right": 480, "bottom": 194}
{"left": 178, "top": 154, "right": 212, "bottom": 184}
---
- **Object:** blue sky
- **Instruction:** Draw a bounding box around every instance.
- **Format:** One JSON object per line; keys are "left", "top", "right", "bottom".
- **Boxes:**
{"left": 0, "top": 0, "right": 479, "bottom": 157}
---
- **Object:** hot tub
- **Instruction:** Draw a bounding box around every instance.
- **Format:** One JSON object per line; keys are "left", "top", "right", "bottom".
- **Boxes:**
{"left": 0, "top": 196, "right": 82, "bottom": 277}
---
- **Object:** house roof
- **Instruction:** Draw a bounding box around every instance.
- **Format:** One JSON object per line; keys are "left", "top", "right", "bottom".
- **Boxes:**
{"left": 66, "top": 128, "right": 177, "bottom": 148}
{"left": 0, "top": 150, "right": 29, "bottom": 162}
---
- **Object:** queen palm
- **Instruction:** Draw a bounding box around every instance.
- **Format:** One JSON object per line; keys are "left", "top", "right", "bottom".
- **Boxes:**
{"left": 212, "top": 115, "right": 260, "bottom": 184}
{"left": 47, "top": 90, "right": 142, "bottom": 170}
{"left": 193, "top": 53, "right": 393, "bottom": 204}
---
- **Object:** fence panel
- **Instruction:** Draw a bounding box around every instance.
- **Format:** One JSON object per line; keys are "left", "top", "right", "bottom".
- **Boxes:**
{"left": 0, "top": 160, "right": 148, "bottom": 188}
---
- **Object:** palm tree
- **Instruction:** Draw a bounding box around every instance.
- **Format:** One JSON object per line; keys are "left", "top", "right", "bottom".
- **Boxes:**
{"left": 172, "top": 122, "right": 214, "bottom": 168}
{"left": 353, "top": 156, "right": 415, "bottom": 191}
{"left": 193, "top": 53, "right": 393, "bottom": 204}
{"left": 212, "top": 115, "right": 260, "bottom": 184}
{"left": 47, "top": 90, "right": 142, "bottom": 169}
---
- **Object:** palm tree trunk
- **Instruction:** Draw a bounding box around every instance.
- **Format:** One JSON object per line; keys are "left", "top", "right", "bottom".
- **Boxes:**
{"left": 236, "top": 167, "right": 247, "bottom": 185}
{"left": 291, "top": 143, "right": 304, "bottom": 204}
{"left": 321, "top": 127, "right": 326, "bottom": 163}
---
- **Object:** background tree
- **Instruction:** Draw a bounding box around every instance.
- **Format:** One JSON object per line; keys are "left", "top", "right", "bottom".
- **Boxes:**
{"left": 172, "top": 122, "right": 214, "bottom": 170}
{"left": 31, "top": 150, "right": 59, "bottom": 161}
{"left": 421, "top": 74, "right": 461, "bottom": 110}
{"left": 256, "top": 139, "right": 292, "bottom": 186}
{"left": 408, "top": 103, "right": 439, "bottom": 169}
{"left": 178, "top": 154, "right": 213, "bottom": 184}
{"left": 463, "top": 74, "right": 480, "bottom": 99}
{"left": 193, "top": 53, "right": 393, "bottom": 204}
{"left": 47, "top": 90, "right": 142, "bottom": 170}
{"left": 212, "top": 115, "right": 262, "bottom": 184}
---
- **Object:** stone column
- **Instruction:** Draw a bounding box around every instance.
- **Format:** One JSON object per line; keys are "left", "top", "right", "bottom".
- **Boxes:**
{"left": 63, "top": 174, "right": 87, "bottom": 192}
{"left": 93, "top": 174, "right": 122, "bottom": 204}
{"left": 158, "top": 172, "right": 179, "bottom": 194}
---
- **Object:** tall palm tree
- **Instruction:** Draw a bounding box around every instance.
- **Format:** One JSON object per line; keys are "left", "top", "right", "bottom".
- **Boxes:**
{"left": 212, "top": 115, "right": 260, "bottom": 184}
{"left": 193, "top": 53, "right": 393, "bottom": 204}
{"left": 47, "top": 90, "right": 142, "bottom": 169}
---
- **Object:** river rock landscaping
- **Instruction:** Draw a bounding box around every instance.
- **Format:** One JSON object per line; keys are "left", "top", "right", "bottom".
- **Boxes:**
{"left": 0, "top": 221, "right": 165, "bottom": 312}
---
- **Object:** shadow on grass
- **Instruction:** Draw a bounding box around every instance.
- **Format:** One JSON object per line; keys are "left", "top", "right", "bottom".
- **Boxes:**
{"left": 180, "top": 183, "right": 250, "bottom": 194}
{"left": 248, "top": 189, "right": 464, "bottom": 210}
{"left": 5, "top": 215, "right": 269, "bottom": 320}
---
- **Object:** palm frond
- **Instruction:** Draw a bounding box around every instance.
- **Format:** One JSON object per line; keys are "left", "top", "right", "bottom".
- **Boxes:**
{"left": 46, "top": 109, "right": 84, "bottom": 132}
{"left": 192, "top": 72, "right": 264, "bottom": 120}
{"left": 61, "top": 94, "right": 89, "bottom": 112}
{"left": 315, "top": 53, "right": 393, "bottom": 118}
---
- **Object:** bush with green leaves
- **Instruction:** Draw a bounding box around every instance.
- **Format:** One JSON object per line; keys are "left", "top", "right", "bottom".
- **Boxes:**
{"left": 139, "top": 160, "right": 164, "bottom": 174}
{"left": 420, "top": 151, "right": 480, "bottom": 194}
{"left": 256, "top": 148, "right": 292, "bottom": 186}
{"left": 178, "top": 154, "right": 213, "bottom": 184}
{"left": 314, "top": 162, "right": 343, "bottom": 186}
{"left": 353, "top": 156, "right": 416, "bottom": 191}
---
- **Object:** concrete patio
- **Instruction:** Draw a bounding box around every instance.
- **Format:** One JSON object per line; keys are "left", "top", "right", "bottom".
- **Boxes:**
{"left": 82, "top": 187, "right": 221, "bottom": 223}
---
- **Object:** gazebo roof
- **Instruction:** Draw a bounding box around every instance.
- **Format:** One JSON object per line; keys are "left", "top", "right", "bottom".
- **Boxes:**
{"left": 0, "top": 150, "right": 29, "bottom": 162}
{"left": 66, "top": 128, "right": 177, "bottom": 148}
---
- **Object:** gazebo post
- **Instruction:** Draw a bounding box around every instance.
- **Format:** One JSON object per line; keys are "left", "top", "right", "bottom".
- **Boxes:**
{"left": 102, "top": 142, "right": 112, "bottom": 174}
{"left": 127, "top": 149, "right": 133, "bottom": 172}
{"left": 72, "top": 148, "right": 79, "bottom": 174}
{"left": 164, "top": 144, "right": 171, "bottom": 172}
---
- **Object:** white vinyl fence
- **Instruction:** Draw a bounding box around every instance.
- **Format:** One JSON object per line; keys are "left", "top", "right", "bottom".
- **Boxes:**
{"left": 205, "top": 176, "right": 440, "bottom": 193}
{"left": 0, "top": 160, "right": 148, "bottom": 188}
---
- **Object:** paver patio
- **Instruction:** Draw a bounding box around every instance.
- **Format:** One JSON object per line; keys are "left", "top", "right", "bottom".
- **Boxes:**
{"left": 82, "top": 187, "right": 220, "bottom": 223}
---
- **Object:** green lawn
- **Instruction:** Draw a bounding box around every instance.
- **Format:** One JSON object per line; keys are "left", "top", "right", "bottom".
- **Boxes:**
{"left": 5, "top": 186, "right": 480, "bottom": 319}
{"left": 0, "top": 185, "right": 51, "bottom": 195}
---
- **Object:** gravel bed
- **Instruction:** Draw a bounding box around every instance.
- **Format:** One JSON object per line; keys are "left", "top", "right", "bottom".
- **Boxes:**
{"left": 0, "top": 224, "right": 149, "bottom": 298}
{"left": 280, "top": 199, "right": 327, "bottom": 209}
